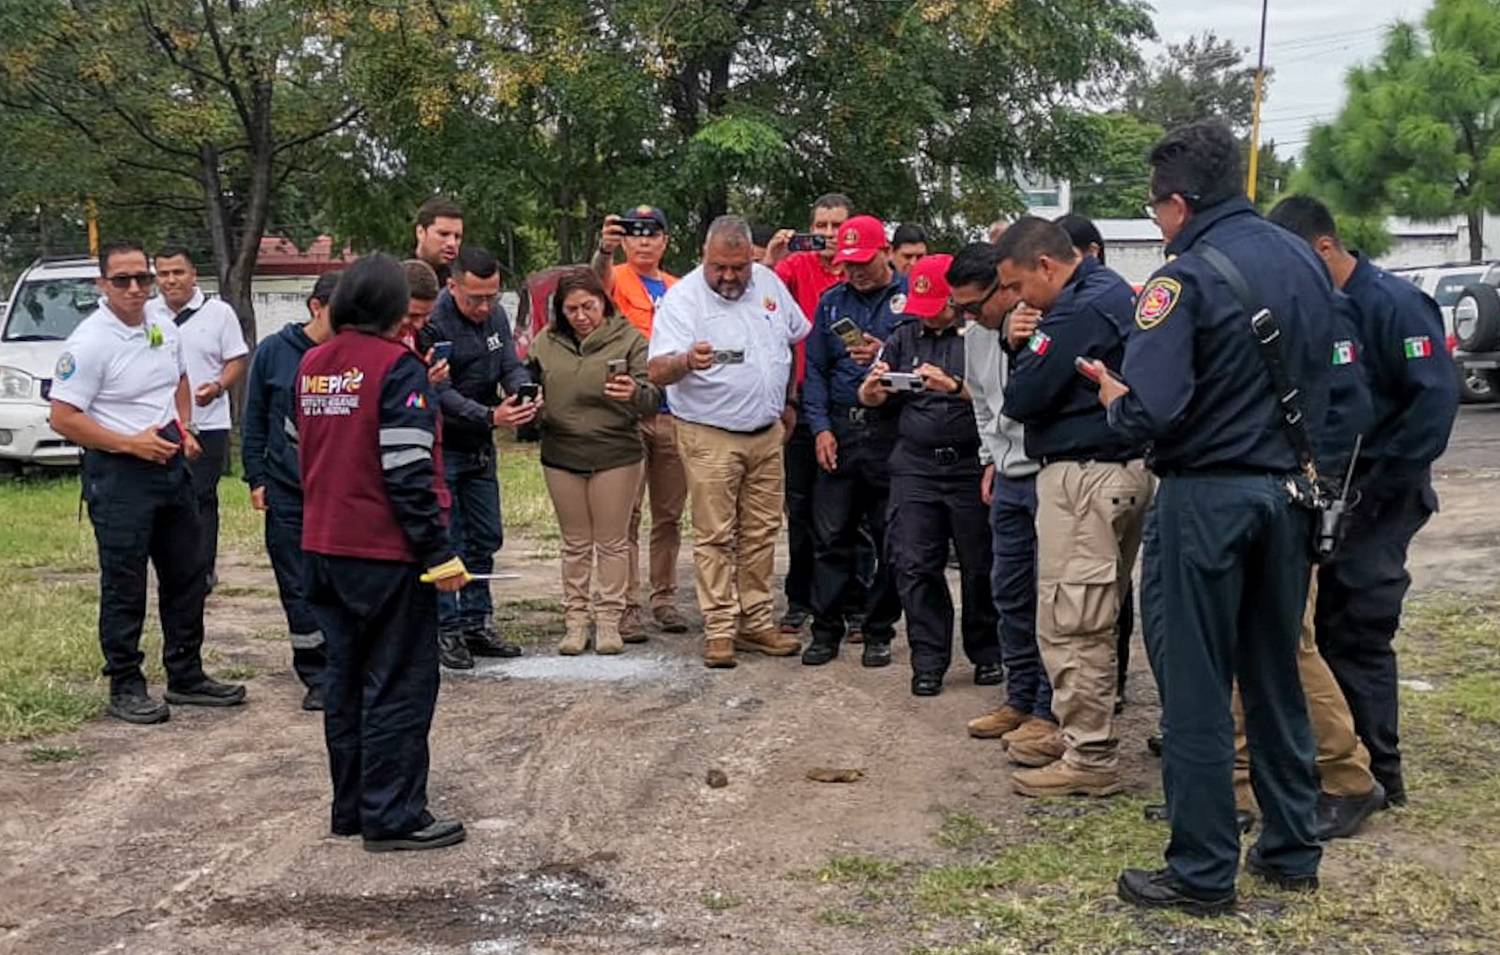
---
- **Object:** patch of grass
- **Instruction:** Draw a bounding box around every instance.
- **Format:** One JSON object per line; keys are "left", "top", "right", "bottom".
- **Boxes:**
{"left": 935, "top": 810, "right": 999, "bottom": 850}
{"left": 497, "top": 440, "right": 560, "bottom": 543}
{"left": 699, "top": 889, "right": 743, "bottom": 912}
{"left": 801, "top": 854, "right": 904, "bottom": 885}
{"left": 218, "top": 663, "right": 260, "bottom": 681}
{"left": 24, "top": 743, "right": 88, "bottom": 763}
{"left": 210, "top": 585, "right": 280, "bottom": 600}
{"left": 813, "top": 907, "right": 868, "bottom": 927}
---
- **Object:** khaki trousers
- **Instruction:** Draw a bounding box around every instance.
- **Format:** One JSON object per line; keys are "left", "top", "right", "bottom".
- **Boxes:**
{"left": 1232, "top": 573, "right": 1374, "bottom": 808}
{"left": 627, "top": 413, "right": 688, "bottom": 612}
{"left": 543, "top": 463, "right": 644, "bottom": 628}
{"left": 1035, "top": 460, "right": 1152, "bottom": 772}
{"left": 674, "top": 419, "right": 785, "bottom": 642}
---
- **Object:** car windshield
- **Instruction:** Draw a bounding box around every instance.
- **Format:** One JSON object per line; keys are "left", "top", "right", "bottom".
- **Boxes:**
{"left": 1, "top": 277, "right": 99, "bottom": 342}
{"left": 1432, "top": 272, "right": 1485, "bottom": 307}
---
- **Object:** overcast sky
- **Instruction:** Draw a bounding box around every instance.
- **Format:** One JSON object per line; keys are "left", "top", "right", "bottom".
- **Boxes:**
{"left": 1149, "top": 1, "right": 1431, "bottom": 156}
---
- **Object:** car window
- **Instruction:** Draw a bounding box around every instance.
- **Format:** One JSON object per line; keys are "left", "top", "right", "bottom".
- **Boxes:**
{"left": 1431, "top": 272, "right": 1485, "bottom": 307}
{"left": 2, "top": 277, "right": 99, "bottom": 342}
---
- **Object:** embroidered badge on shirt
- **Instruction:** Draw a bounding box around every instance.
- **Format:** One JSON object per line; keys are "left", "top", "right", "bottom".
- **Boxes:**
{"left": 1135, "top": 278, "right": 1182, "bottom": 330}
{"left": 405, "top": 391, "right": 428, "bottom": 409}
{"left": 1332, "top": 340, "right": 1356, "bottom": 365}
{"left": 1028, "top": 331, "right": 1052, "bottom": 356}
{"left": 890, "top": 294, "right": 908, "bottom": 315}
{"left": 147, "top": 324, "right": 165, "bottom": 348}
{"left": 486, "top": 334, "right": 502, "bottom": 352}
{"left": 55, "top": 352, "right": 76, "bottom": 381}
{"left": 763, "top": 295, "right": 778, "bottom": 313}
{"left": 1403, "top": 335, "right": 1433, "bottom": 359}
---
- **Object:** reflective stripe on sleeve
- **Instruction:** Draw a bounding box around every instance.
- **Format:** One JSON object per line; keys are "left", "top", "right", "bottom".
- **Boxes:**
{"left": 289, "top": 630, "right": 324, "bottom": 649}
{"left": 378, "top": 427, "right": 435, "bottom": 449}
{"left": 381, "top": 447, "right": 432, "bottom": 470}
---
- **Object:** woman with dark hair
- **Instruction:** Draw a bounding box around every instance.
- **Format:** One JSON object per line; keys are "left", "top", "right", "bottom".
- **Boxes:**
{"left": 242, "top": 269, "right": 340, "bottom": 710}
{"left": 1055, "top": 213, "right": 1107, "bottom": 265}
{"left": 527, "top": 267, "right": 660, "bottom": 655}
{"left": 296, "top": 253, "right": 468, "bottom": 852}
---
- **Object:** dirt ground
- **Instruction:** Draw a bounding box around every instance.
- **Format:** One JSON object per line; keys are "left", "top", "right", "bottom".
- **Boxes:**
{"left": 3, "top": 406, "right": 1498, "bottom": 955}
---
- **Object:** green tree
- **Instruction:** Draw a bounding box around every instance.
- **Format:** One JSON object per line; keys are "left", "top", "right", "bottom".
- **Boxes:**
{"left": 0, "top": 0, "right": 369, "bottom": 339}
{"left": 1302, "top": 0, "right": 1500, "bottom": 263}
{"left": 1071, "top": 112, "right": 1163, "bottom": 219}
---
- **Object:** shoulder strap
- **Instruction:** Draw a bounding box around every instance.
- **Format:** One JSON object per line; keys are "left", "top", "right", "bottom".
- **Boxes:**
{"left": 1195, "top": 243, "right": 1318, "bottom": 480}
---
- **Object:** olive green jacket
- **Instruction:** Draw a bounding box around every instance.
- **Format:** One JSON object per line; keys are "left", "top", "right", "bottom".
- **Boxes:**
{"left": 527, "top": 314, "right": 660, "bottom": 473}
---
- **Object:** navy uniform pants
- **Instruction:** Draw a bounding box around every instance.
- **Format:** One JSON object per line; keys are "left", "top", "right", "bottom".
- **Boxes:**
{"left": 263, "top": 481, "right": 326, "bottom": 689}
{"left": 988, "top": 472, "right": 1053, "bottom": 718}
{"left": 307, "top": 554, "right": 439, "bottom": 839}
{"left": 782, "top": 420, "right": 818, "bottom": 616}
{"left": 1150, "top": 473, "right": 1321, "bottom": 895}
{"left": 189, "top": 428, "right": 230, "bottom": 587}
{"left": 437, "top": 446, "right": 502, "bottom": 635}
{"left": 83, "top": 449, "right": 208, "bottom": 697}
{"left": 810, "top": 414, "right": 901, "bottom": 646}
{"left": 888, "top": 457, "right": 1001, "bottom": 675}
{"left": 1315, "top": 470, "right": 1436, "bottom": 802}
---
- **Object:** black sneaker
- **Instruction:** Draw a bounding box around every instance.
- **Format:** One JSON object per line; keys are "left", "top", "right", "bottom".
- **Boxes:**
{"left": 107, "top": 692, "right": 170, "bottom": 725}
{"left": 801, "top": 640, "right": 839, "bottom": 666}
{"left": 164, "top": 677, "right": 246, "bottom": 707}
{"left": 301, "top": 684, "right": 325, "bottom": 712}
{"left": 363, "top": 817, "right": 467, "bottom": 853}
{"left": 779, "top": 609, "right": 810, "bottom": 633}
{"left": 464, "top": 626, "right": 523, "bottom": 658}
{"left": 439, "top": 631, "right": 474, "bottom": 670}
{"left": 973, "top": 662, "right": 1003, "bottom": 686}
{"left": 861, "top": 640, "right": 892, "bottom": 668}
{"left": 1244, "top": 846, "right": 1319, "bottom": 892}
{"left": 1116, "top": 867, "right": 1235, "bottom": 916}
{"left": 911, "top": 671, "right": 944, "bottom": 697}
{"left": 1315, "top": 781, "right": 1385, "bottom": 841}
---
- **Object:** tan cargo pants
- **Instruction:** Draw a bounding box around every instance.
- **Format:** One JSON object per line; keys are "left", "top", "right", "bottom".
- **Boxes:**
{"left": 626, "top": 413, "right": 688, "bottom": 613}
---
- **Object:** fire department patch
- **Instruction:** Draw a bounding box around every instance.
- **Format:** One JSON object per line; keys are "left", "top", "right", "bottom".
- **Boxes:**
{"left": 843, "top": 228, "right": 859, "bottom": 246}
{"left": 1135, "top": 277, "right": 1181, "bottom": 330}
{"left": 890, "top": 294, "right": 908, "bottom": 315}
{"left": 55, "top": 352, "right": 76, "bottom": 381}
{"left": 913, "top": 275, "right": 932, "bottom": 294}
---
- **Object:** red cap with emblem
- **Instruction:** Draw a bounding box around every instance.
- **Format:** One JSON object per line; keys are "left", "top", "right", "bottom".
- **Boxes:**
{"left": 901, "top": 253, "right": 953, "bottom": 318}
{"left": 832, "top": 215, "right": 888, "bottom": 264}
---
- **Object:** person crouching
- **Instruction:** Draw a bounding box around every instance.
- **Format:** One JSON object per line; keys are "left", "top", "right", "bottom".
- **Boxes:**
{"left": 296, "top": 253, "right": 469, "bottom": 852}
{"left": 528, "top": 268, "right": 662, "bottom": 654}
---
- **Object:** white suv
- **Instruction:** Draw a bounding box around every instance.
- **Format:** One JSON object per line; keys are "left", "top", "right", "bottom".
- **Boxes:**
{"left": 0, "top": 256, "right": 100, "bottom": 469}
{"left": 1389, "top": 262, "right": 1496, "bottom": 403}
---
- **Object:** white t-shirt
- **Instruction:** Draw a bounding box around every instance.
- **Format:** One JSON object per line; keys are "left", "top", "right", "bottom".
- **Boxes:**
{"left": 50, "top": 304, "right": 185, "bottom": 436}
{"left": 145, "top": 288, "right": 248, "bottom": 431}
{"left": 648, "top": 263, "right": 811, "bottom": 432}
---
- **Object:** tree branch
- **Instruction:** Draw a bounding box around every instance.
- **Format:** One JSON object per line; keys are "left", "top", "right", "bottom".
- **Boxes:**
{"left": 198, "top": 0, "right": 253, "bottom": 131}
{"left": 272, "top": 107, "right": 364, "bottom": 155}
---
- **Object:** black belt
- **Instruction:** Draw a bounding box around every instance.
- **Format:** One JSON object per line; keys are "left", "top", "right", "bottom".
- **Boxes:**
{"left": 1038, "top": 454, "right": 1138, "bottom": 468}
{"left": 718, "top": 421, "right": 777, "bottom": 437}
{"left": 909, "top": 444, "right": 980, "bottom": 465}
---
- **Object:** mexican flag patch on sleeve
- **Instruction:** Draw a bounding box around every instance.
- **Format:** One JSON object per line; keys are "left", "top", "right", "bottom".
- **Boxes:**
{"left": 1402, "top": 336, "right": 1433, "bottom": 360}
{"left": 1332, "top": 340, "right": 1356, "bottom": 365}
{"left": 1028, "top": 332, "right": 1052, "bottom": 356}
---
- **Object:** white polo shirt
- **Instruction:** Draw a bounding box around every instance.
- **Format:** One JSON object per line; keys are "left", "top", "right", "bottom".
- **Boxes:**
{"left": 145, "top": 288, "right": 248, "bottom": 431}
{"left": 648, "top": 263, "right": 810, "bottom": 432}
{"left": 50, "top": 304, "right": 185, "bottom": 436}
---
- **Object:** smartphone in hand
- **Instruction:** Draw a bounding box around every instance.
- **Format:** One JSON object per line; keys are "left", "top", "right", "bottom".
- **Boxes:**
{"left": 515, "top": 382, "right": 541, "bottom": 403}
{"left": 788, "top": 234, "right": 827, "bottom": 252}
{"left": 1074, "top": 356, "right": 1104, "bottom": 384}
{"left": 606, "top": 358, "right": 628, "bottom": 376}
{"left": 430, "top": 341, "right": 453, "bottom": 363}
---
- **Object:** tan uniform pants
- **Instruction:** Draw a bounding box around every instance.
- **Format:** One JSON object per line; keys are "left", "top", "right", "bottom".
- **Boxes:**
{"left": 674, "top": 419, "right": 785, "bottom": 642}
{"left": 1232, "top": 573, "right": 1375, "bottom": 809}
{"left": 544, "top": 463, "right": 643, "bottom": 628}
{"left": 1036, "top": 460, "right": 1153, "bottom": 772}
{"left": 627, "top": 413, "right": 688, "bottom": 612}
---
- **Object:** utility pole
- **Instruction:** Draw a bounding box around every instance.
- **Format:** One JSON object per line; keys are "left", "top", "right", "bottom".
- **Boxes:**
{"left": 1246, "top": 0, "right": 1270, "bottom": 202}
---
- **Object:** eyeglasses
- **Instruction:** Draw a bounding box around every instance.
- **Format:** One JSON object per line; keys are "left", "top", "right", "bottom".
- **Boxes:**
{"left": 460, "top": 292, "right": 498, "bottom": 307}
{"left": 105, "top": 273, "right": 155, "bottom": 290}
{"left": 953, "top": 279, "right": 999, "bottom": 318}
{"left": 1143, "top": 192, "right": 1202, "bottom": 221}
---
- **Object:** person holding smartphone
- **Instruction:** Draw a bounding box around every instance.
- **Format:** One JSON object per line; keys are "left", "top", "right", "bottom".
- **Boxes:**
{"left": 527, "top": 269, "right": 661, "bottom": 654}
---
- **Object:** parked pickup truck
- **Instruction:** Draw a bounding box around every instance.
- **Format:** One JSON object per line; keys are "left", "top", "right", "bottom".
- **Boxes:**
{"left": 1390, "top": 262, "right": 1497, "bottom": 403}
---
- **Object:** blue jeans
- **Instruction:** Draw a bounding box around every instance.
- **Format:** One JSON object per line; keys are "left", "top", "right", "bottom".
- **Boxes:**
{"left": 437, "top": 448, "right": 503, "bottom": 634}
{"left": 989, "top": 472, "right": 1053, "bottom": 718}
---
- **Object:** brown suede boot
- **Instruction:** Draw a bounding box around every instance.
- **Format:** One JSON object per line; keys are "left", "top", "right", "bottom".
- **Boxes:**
{"left": 620, "top": 606, "right": 649, "bottom": 644}
{"left": 1011, "top": 761, "right": 1122, "bottom": 798}
{"left": 704, "top": 637, "right": 737, "bottom": 669}
{"left": 967, "top": 705, "right": 1029, "bottom": 740}
{"left": 1007, "top": 726, "right": 1066, "bottom": 767}
{"left": 594, "top": 619, "right": 624, "bottom": 655}
{"left": 734, "top": 630, "right": 800, "bottom": 656}
{"left": 1001, "top": 717, "right": 1057, "bottom": 750}
{"left": 558, "top": 619, "right": 589, "bottom": 656}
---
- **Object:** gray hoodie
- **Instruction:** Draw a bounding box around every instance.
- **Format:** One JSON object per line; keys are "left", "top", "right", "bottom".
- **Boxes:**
{"left": 964, "top": 323, "right": 1039, "bottom": 479}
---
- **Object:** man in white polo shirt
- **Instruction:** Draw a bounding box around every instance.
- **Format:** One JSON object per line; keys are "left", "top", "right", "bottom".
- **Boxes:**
{"left": 648, "top": 215, "right": 812, "bottom": 669}
{"left": 49, "top": 239, "right": 246, "bottom": 724}
{"left": 146, "top": 246, "right": 249, "bottom": 593}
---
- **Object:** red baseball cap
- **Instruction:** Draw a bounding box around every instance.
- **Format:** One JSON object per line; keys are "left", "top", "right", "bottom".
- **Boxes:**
{"left": 902, "top": 254, "right": 954, "bottom": 318}
{"left": 832, "top": 215, "right": 888, "bottom": 264}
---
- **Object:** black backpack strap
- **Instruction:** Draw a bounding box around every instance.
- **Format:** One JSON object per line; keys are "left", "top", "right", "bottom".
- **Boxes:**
{"left": 1195, "top": 243, "right": 1319, "bottom": 481}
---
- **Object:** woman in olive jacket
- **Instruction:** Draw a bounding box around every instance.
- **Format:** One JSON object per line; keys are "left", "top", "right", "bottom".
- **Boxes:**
{"left": 528, "top": 268, "right": 661, "bottom": 654}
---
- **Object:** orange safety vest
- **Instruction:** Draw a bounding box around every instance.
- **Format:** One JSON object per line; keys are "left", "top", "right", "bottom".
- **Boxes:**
{"left": 611, "top": 264, "right": 677, "bottom": 337}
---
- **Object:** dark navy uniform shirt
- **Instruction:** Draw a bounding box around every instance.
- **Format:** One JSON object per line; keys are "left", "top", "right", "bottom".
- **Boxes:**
{"left": 803, "top": 276, "right": 907, "bottom": 434}
{"left": 1107, "top": 197, "right": 1334, "bottom": 474}
{"left": 242, "top": 322, "right": 316, "bottom": 493}
{"left": 426, "top": 289, "right": 532, "bottom": 456}
{"left": 876, "top": 318, "right": 980, "bottom": 473}
{"left": 1341, "top": 253, "right": 1459, "bottom": 482}
{"left": 1320, "top": 293, "right": 1375, "bottom": 479}
{"left": 1002, "top": 256, "right": 1140, "bottom": 463}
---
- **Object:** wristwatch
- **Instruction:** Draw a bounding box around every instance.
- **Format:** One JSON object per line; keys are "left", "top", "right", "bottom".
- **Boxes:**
{"left": 948, "top": 374, "right": 964, "bottom": 395}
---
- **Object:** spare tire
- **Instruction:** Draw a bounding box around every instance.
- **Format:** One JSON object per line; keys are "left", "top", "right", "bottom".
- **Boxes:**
{"left": 1454, "top": 283, "right": 1500, "bottom": 352}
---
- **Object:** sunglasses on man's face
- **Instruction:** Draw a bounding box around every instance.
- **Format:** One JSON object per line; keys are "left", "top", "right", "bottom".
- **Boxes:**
{"left": 953, "top": 279, "right": 999, "bottom": 318}
{"left": 105, "top": 273, "right": 155, "bottom": 290}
